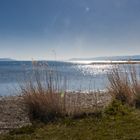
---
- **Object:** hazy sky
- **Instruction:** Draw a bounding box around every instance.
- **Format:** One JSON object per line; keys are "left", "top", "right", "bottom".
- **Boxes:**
{"left": 0, "top": 0, "right": 140, "bottom": 60}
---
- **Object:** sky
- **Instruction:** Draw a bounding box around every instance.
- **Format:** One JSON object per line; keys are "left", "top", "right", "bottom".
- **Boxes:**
{"left": 0, "top": 0, "right": 140, "bottom": 60}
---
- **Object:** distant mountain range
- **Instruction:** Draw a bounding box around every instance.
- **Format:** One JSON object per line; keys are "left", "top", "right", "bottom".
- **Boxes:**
{"left": 0, "top": 58, "right": 15, "bottom": 61}
{"left": 70, "top": 55, "right": 140, "bottom": 61}
{"left": 1, "top": 55, "right": 140, "bottom": 62}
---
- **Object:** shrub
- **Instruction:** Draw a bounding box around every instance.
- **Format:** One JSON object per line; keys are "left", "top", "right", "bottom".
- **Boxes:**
{"left": 107, "top": 64, "right": 140, "bottom": 107}
{"left": 20, "top": 62, "right": 101, "bottom": 123}
{"left": 20, "top": 62, "right": 67, "bottom": 122}
{"left": 22, "top": 91, "right": 66, "bottom": 122}
{"left": 104, "top": 100, "right": 130, "bottom": 116}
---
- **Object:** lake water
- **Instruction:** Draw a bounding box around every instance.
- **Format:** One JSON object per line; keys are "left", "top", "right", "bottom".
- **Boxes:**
{"left": 0, "top": 61, "right": 138, "bottom": 96}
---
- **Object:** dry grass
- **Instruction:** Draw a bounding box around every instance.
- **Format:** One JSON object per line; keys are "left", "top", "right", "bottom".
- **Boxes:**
{"left": 20, "top": 62, "right": 104, "bottom": 122}
{"left": 20, "top": 62, "right": 114, "bottom": 122}
{"left": 23, "top": 92, "right": 66, "bottom": 122}
{"left": 20, "top": 62, "right": 67, "bottom": 122}
{"left": 21, "top": 84, "right": 104, "bottom": 122}
{"left": 107, "top": 64, "right": 140, "bottom": 107}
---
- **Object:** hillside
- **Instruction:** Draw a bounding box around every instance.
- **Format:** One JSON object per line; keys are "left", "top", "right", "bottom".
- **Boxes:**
{"left": 70, "top": 55, "right": 140, "bottom": 61}
{"left": 0, "top": 58, "right": 15, "bottom": 61}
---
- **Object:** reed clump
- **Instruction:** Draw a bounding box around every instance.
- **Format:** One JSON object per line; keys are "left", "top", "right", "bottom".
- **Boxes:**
{"left": 20, "top": 62, "right": 102, "bottom": 123}
{"left": 22, "top": 88, "right": 65, "bottom": 122}
{"left": 20, "top": 62, "right": 67, "bottom": 122}
{"left": 107, "top": 64, "right": 140, "bottom": 108}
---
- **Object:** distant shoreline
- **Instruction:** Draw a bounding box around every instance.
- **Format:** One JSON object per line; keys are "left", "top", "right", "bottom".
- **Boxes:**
{"left": 90, "top": 61, "right": 140, "bottom": 65}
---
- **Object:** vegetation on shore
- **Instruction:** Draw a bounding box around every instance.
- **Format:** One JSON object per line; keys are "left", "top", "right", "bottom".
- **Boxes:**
{"left": 108, "top": 64, "right": 140, "bottom": 107}
{"left": 1, "top": 100, "right": 140, "bottom": 140}
{"left": 20, "top": 62, "right": 108, "bottom": 123}
{"left": 1, "top": 64, "right": 140, "bottom": 139}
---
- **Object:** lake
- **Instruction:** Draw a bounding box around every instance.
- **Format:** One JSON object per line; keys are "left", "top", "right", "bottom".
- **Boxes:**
{"left": 0, "top": 60, "right": 139, "bottom": 96}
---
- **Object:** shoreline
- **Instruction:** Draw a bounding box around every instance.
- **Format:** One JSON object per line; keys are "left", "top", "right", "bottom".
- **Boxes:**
{"left": 0, "top": 92, "right": 111, "bottom": 134}
{"left": 90, "top": 61, "right": 140, "bottom": 65}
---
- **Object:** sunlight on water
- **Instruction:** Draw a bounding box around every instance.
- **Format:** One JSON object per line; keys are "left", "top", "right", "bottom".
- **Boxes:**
{"left": 69, "top": 60, "right": 112, "bottom": 64}
{"left": 75, "top": 64, "right": 112, "bottom": 75}
{"left": 0, "top": 61, "right": 113, "bottom": 96}
{"left": 1, "top": 61, "right": 137, "bottom": 96}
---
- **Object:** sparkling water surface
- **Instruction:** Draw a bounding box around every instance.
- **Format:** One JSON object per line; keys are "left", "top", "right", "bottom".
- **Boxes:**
{"left": 0, "top": 60, "right": 138, "bottom": 96}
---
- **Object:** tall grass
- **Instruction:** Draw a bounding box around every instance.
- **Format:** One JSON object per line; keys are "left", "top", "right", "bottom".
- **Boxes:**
{"left": 20, "top": 61, "right": 103, "bottom": 122}
{"left": 20, "top": 61, "right": 67, "bottom": 122}
{"left": 107, "top": 64, "right": 140, "bottom": 107}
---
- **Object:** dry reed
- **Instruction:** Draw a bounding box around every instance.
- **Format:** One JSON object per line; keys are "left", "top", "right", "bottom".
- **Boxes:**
{"left": 20, "top": 62, "right": 67, "bottom": 122}
{"left": 20, "top": 61, "right": 102, "bottom": 122}
{"left": 107, "top": 64, "right": 140, "bottom": 107}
